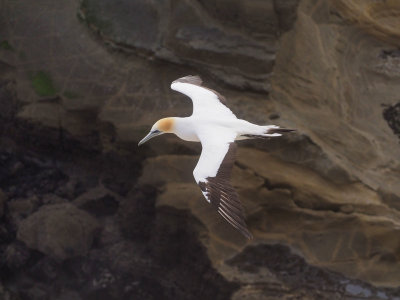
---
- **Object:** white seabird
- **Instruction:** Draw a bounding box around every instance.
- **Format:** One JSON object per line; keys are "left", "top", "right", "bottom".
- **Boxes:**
{"left": 139, "top": 75, "right": 294, "bottom": 239}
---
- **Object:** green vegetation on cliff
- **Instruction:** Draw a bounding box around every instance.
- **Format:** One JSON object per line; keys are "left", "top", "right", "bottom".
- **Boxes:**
{"left": 30, "top": 71, "right": 57, "bottom": 97}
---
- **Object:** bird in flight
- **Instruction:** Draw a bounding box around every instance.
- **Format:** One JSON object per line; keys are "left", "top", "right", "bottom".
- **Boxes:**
{"left": 139, "top": 75, "right": 294, "bottom": 239}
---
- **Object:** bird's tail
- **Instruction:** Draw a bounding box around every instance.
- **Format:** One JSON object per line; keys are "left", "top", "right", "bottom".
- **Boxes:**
{"left": 240, "top": 125, "right": 295, "bottom": 139}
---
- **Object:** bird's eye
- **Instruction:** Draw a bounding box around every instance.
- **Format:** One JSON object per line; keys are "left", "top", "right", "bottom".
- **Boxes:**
{"left": 152, "top": 129, "right": 161, "bottom": 134}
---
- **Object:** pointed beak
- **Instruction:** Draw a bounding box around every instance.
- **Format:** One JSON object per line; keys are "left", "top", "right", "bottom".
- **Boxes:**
{"left": 138, "top": 130, "right": 162, "bottom": 146}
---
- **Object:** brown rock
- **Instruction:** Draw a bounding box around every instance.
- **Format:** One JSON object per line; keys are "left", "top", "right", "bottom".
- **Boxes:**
{"left": 138, "top": 155, "right": 197, "bottom": 186}
{"left": 333, "top": 0, "right": 400, "bottom": 47}
{"left": 3, "top": 0, "right": 400, "bottom": 295}
{"left": 17, "top": 203, "right": 100, "bottom": 260}
{"left": 271, "top": 0, "right": 400, "bottom": 198}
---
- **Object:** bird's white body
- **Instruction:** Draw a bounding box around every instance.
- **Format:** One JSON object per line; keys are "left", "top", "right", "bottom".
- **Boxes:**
{"left": 173, "top": 117, "right": 277, "bottom": 143}
{"left": 139, "top": 75, "right": 294, "bottom": 239}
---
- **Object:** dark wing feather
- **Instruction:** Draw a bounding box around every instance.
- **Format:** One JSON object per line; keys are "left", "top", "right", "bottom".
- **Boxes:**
{"left": 173, "top": 75, "right": 228, "bottom": 104}
{"left": 173, "top": 75, "right": 203, "bottom": 86}
{"left": 198, "top": 143, "right": 253, "bottom": 239}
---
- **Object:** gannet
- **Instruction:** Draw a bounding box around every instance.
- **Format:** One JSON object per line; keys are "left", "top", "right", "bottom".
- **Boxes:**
{"left": 139, "top": 75, "right": 294, "bottom": 239}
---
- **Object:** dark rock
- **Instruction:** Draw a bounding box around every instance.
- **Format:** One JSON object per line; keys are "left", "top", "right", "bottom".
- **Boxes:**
{"left": 172, "top": 25, "right": 274, "bottom": 90}
{"left": 0, "top": 152, "right": 68, "bottom": 199}
{"left": 199, "top": 0, "right": 280, "bottom": 35}
{"left": 149, "top": 207, "right": 239, "bottom": 299}
{"left": 0, "top": 281, "right": 20, "bottom": 300}
{"left": 20, "top": 284, "right": 48, "bottom": 300}
{"left": 80, "top": 0, "right": 162, "bottom": 51}
{"left": 74, "top": 187, "right": 119, "bottom": 217}
{"left": 55, "top": 290, "right": 82, "bottom": 300}
{"left": 0, "top": 225, "right": 11, "bottom": 243}
{"left": 227, "top": 244, "right": 398, "bottom": 299}
{"left": 55, "top": 177, "right": 96, "bottom": 200}
{"left": 274, "top": 0, "right": 301, "bottom": 31}
{"left": 96, "top": 217, "right": 123, "bottom": 247}
{"left": 118, "top": 185, "right": 157, "bottom": 240}
{"left": 8, "top": 195, "right": 40, "bottom": 220}
{"left": 28, "top": 256, "right": 59, "bottom": 282}
{"left": 0, "top": 189, "right": 6, "bottom": 217}
{"left": 3, "top": 241, "right": 31, "bottom": 269}
{"left": 17, "top": 203, "right": 100, "bottom": 260}
{"left": 383, "top": 102, "right": 400, "bottom": 141}
{"left": 100, "top": 152, "right": 142, "bottom": 196}
{"left": 9, "top": 161, "right": 24, "bottom": 175}
{"left": 41, "top": 194, "right": 68, "bottom": 205}
{"left": 78, "top": 0, "right": 287, "bottom": 91}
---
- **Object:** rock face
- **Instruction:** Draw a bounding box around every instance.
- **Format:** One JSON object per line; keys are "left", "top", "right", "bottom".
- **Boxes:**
{"left": 271, "top": 0, "right": 400, "bottom": 199}
{"left": 78, "top": 0, "right": 300, "bottom": 92}
{"left": 0, "top": 190, "right": 6, "bottom": 218}
{"left": 17, "top": 203, "right": 99, "bottom": 260}
{"left": 1, "top": 0, "right": 400, "bottom": 299}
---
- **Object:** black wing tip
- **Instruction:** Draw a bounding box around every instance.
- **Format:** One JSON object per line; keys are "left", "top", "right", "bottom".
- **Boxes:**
{"left": 218, "top": 208, "right": 253, "bottom": 240}
{"left": 173, "top": 75, "right": 203, "bottom": 86}
{"left": 199, "top": 142, "right": 254, "bottom": 239}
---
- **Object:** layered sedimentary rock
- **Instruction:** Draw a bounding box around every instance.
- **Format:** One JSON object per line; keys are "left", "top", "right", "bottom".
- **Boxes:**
{"left": 1, "top": 0, "right": 400, "bottom": 299}
{"left": 77, "top": 0, "right": 300, "bottom": 92}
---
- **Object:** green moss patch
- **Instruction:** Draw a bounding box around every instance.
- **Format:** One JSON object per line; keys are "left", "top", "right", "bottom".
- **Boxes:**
{"left": 30, "top": 71, "right": 57, "bottom": 97}
{"left": 0, "top": 40, "right": 14, "bottom": 51}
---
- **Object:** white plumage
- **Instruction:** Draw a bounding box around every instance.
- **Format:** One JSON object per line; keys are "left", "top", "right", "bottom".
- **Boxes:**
{"left": 171, "top": 80, "right": 236, "bottom": 118}
{"left": 193, "top": 126, "right": 235, "bottom": 184}
{"left": 139, "top": 75, "right": 294, "bottom": 239}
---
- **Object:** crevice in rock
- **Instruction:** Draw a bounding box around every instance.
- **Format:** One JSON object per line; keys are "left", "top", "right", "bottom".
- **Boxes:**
{"left": 263, "top": 177, "right": 293, "bottom": 193}
{"left": 379, "top": 49, "right": 400, "bottom": 59}
{"left": 382, "top": 102, "right": 400, "bottom": 141}
{"left": 235, "top": 161, "right": 294, "bottom": 194}
{"left": 291, "top": 198, "right": 342, "bottom": 213}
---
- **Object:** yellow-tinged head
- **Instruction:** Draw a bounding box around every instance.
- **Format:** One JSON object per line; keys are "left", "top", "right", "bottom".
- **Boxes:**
{"left": 154, "top": 117, "right": 174, "bottom": 133}
{"left": 138, "top": 118, "right": 175, "bottom": 146}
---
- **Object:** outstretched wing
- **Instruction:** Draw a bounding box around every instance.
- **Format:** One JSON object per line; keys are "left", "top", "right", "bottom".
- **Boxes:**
{"left": 193, "top": 127, "right": 252, "bottom": 239}
{"left": 170, "top": 75, "right": 236, "bottom": 118}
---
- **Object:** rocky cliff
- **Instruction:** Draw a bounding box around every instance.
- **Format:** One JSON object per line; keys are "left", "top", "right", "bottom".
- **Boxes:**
{"left": 1, "top": 0, "right": 400, "bottom": 299}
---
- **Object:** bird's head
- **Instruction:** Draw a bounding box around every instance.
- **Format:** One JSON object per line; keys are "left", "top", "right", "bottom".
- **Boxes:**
{"left": 138, "top": 118, "right": 174, "bottom": 146}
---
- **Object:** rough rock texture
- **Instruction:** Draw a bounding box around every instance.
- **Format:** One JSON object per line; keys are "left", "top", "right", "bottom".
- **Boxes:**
{"left": 272, "top": 0, "right": 400, "bottom": 199}
{"left": 1, "top": 0, "right": 400, "bottom": 299}
{"left": 0, "top": 189, "right": 6, "bottom": 218}
{"left": 78, "top": 0, "right": 300, "bottom": 92}
{"left": 17, "top": 203, "right": 100, "bottom": 260}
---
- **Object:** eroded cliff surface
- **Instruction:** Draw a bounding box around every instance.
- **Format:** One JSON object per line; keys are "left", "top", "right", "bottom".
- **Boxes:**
{"left": 1, "top": 0, "right": 400, "bottom": 299}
